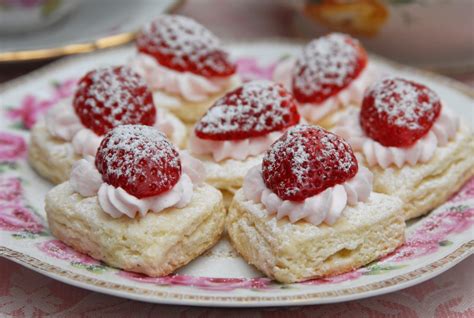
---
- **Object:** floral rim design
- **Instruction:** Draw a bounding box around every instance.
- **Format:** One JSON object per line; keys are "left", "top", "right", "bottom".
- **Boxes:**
{"left": 0, "top": 242, "right": 471, "bottom": 305}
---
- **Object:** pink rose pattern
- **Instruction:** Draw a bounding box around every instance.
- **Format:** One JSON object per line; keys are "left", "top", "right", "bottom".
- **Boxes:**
{"left": 118, "top": 271, "right": 272, "bottom": 291}
{"left": 7, "top": 78, "right": 76, "bottom": 129}
{"left": 381, "top": 204, "right": 474, "bottom": 263}
{"left": 35, "top": 240, "right": 108, "bottom": 273}
{"left": 37, "top": 240, "right": 100, "bottom": 266}
{"left": 0, "top": 177, "right": 43, "bottom": 234}
{"left": 0, "top": 132, "right": 27, "bottom": 162}
{"left": 449, "top": 177, "right": 474, "bottom": 203}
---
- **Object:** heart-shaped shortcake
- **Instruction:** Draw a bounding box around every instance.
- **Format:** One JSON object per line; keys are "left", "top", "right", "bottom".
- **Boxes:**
{"left": 227, "top": 125, "right": 406, "bottom": 284}
{"left": 262, "top": 124, "right": 358, "bottom": 201}
{"left": 194, "top": 80, "right": 300, "bottom": 141}
{"left": 360, "top": 77, "right": 442, "bottom": 147}
{"left": 136, "top": 15, "right": 236, "bottom": 77}
{"left": 45, "top": 124, "right": 226, "bottom": 278}
{"left": 292, "top": 33, "right": 368, "bottom": 105}
{"left": 95, "top": 125, "right": 181, "bottom": 198}
{"left": 73, "top": 66, "right": 156, "bottom": 136}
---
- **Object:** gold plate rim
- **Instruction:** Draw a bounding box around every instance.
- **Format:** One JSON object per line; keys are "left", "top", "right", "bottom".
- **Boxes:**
{"left": 0, "top": 0, "right": 185, "bottom": 63}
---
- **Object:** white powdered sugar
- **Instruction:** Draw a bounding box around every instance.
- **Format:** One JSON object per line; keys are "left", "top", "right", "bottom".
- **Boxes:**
{"left": 96, "top": 125, "right": 180, "bottom": 190}
{"left": 367, "top": 77, "right": 441, "bottom": 129}
{"left": 137, "top": 15, "right": 230, "bottom": 75}
{"left": 292, "top": 33, "right": 362, "bottom": 99}
{"left": 263, "top": 126, "right": 310, "bottom": 197}
{"left": 195, "top": 80, "right": 298, "bottom": 138}
{"left": 74, "top": 66, "right": 155, "bottom": 132}
{"left": 263, "top": 124, "right": 357, "bottom": 199}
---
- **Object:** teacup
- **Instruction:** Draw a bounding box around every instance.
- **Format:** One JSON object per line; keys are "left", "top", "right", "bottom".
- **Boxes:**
{"left": 0, "top": 0, "right": 82, "bottom": 34}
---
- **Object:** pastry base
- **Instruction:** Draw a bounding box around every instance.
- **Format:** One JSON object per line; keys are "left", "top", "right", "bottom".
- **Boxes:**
{"left": 227, "top": 190, "right": 405, "bottom": 283}
{"left": 29, "top": 121, "right": 80, "bottom": 184}
{"left": 306, "top": 105, "right": 358, "bottom": 129}
{"left": 154, "top": 76, "right": 241, "bottom": 124}
{"left": 45, "top": 182, "right": 226, "bottom": 277}
{"left": 221, "top": 190, "right": 235, "bottom": 209}
{"left": 194, "top": 154, "right": 263, "bottom": 193}
{"left": 368, "top": 124, "right": 474, "bottom": 220}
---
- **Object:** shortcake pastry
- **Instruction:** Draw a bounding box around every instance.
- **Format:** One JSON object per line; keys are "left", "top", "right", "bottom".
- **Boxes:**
{"left": 333, "top": 77, "right": 474, "bottom": 220}
{"left": 227, "top": 124, "right": 405, "bottom": 283}
{"left": 45, "top": 125, "right": 225, "bottom": 277}
{"left": 188, "top": 80, "right": 301, "bottom": 193}
{"left": 29, "top": 66, "right": 186, "bottom": 184}
{"left": 130, "top": 15, "right": 240, "bottom": 123}
{"left": 273, "top": 33, "right": 376, "bottom": 128}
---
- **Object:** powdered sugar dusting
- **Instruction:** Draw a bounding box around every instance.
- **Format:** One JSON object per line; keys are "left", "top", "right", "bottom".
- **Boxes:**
{"left": 195, "top": 80, "right": 300, "bottom": 140}
{"left": 95, "top": 125, "right": 181, "bottom": 198}
{"left": 136, "top": 15, "right": 235, "bottom": 77}
{"left": 73, "top": 66, "right": 155, "bottom": 135}
{"left": 262, "top": 124, "right": 358, "bottom": 201}
{"left": 292, "top": 33, "right": 366, "bottom": 103}
{"left": 367, "top": 77, "right": 441, "bottom": 129}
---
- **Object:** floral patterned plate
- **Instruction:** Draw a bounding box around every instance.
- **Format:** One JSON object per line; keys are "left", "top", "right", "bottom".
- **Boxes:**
{"left": 0, "top": 42, "right": 473, "bottom": 307}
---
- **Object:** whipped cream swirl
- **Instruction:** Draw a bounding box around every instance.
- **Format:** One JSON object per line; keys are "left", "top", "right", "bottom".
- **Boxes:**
{"left": 243, "top": 165, "right": 373, "bottom": 225}
{"left": 46, "top": 99, "right": 178, "bottom": 157}
{"left": 188, "top": 131, "right": 282, "bottom": 162}
{"left": 333, "top": 107, "right": 460, "bottom": 169}
{"left": 273, "top": 57, "right": 375, "bottom": 123}
{"left": 70, "top": 152, "right": 205, "bottom": 218}
{"left": 130, "top": 53, "right": 234, "bottom": 102}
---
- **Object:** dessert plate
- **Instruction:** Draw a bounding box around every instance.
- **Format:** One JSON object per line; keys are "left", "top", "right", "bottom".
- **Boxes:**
{"left": 0, "top": 42, "right": 473, "bottom": 307}
{"left": 0, "top": 0, "right": 181, "bottom": 62}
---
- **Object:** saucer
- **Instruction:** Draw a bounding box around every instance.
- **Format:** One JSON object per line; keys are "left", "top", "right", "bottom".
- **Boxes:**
{"left": 0, "top": 0, "right": 182, "bottom": 62}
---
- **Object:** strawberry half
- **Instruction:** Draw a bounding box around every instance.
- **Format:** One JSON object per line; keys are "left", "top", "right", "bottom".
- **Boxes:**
{"left": 194, "top": 80, "right": 300, "bottom": 141}
{"left": 73, "top": 66, "right": 156, "bottom": 136}
{"left": 136, "top": 15, "right": 236, "bottom": 77}
{"left": 360, "top": 77, "right": 442, "bottom": 147}
{"left": 95, "top": 125, "right": 181, "bottom": 199}
{"left": 262, "top": 124, "right": 358, "bottom": 201}
{"left": 292, "top": 33, "right": 368, "bottom": 104}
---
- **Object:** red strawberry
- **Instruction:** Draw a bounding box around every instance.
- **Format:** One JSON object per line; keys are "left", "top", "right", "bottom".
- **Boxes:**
{"left": 95, "top": 125, "right": 181, "bottom": 199}
{"left": 262, "top": 124, "right": 358, "bottom": 201}
{"left": 136, "top": 15, "right": 236, "bottom": 77}
{"left": 292, "top": 33, "right": 368, "bottom": 104}
{"left": 194, "top": 80, "right": 300, "bottom": 141}
{"left": 360, "top": 77, "right": 442, "bottom": 147}
{"left": 73, "top": 66, "right": 156, "bottom": 136}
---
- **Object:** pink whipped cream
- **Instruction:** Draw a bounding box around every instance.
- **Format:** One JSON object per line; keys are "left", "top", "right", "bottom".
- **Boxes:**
{"left": 130, "top": 53, "right": 234, "bottom": 102}
{"left": 243, "top": 165, "right": 373, "bottom": 225}
{"left": 46, "top": 100, "right": 177, "bottom": 157}
{"left": 273, "top": 57, "right": 375, "bottom": 122}
{"left": 70, "top": 151, "right": 205, "bottom": 218}
{"left": 333, "top": 107, "right": 460, "bottom": 169}
{"left": 188, "top": 131, "right": 282, "bottom": 162}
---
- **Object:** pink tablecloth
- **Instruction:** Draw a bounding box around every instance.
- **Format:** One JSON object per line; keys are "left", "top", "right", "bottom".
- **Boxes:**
{"left": 1, "top": 1, "right": 473, "bottom": 317}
